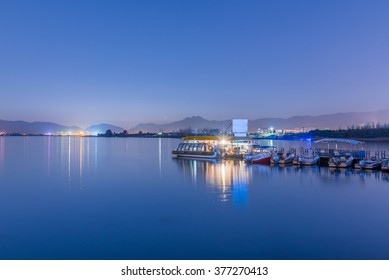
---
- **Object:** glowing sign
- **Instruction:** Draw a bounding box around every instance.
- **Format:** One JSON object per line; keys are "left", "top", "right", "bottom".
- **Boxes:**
{"left": 232, "top": 119, "right": 248, "bottom": 137}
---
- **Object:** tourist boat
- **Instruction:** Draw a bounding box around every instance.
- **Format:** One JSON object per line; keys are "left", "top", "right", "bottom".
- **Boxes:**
{"left": 172, "top": 142, "right": 222, "bottom": 159}
{"left": 172, "top": 135, "right": 252, "bottom": 159}
{"left": 381, "top": 159, "right": 389, "bottom": 172}
{"left": 328, "top": 154, "right": 354, "bottom": 168}
{"left": 354, "top": 158, "right": 381, "bottom": 170}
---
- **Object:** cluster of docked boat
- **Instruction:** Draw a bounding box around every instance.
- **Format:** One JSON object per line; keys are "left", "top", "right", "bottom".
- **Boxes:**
{"left": 171, "top": 136, "right": 389, "bottom": 172}
{"left": 244, "top": 148, "right": 320, "bottom": 166}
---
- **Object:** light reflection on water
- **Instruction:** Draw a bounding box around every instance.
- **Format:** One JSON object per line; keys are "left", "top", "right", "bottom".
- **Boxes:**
{"left": 175, "top": 156, "right": 389, "bottom": 206}
{"left": 174, "top": 158, "right": 251, "bottom": 206}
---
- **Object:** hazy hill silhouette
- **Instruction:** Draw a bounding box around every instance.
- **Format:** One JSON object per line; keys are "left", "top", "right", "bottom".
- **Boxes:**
{"left": 129, "top": 110, "right": 389, "bottom": 133}
{"left": 0, "top": 119, "right": 81, "bottom": 134}
{"left": 86, "top": 123, "right": 124, "bottom": 134}
{"left": 1, "top": 110, "right": 389, "bottom": 134}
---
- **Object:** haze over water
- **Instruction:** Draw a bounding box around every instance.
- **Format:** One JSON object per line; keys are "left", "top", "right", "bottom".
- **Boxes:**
{"left": 1, "top": 136, "right": 389, "bottom": 259}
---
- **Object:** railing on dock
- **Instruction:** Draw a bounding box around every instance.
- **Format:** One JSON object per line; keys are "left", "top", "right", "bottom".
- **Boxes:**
{"left": 316, "top": 148, "right": 366, "bottom": 160}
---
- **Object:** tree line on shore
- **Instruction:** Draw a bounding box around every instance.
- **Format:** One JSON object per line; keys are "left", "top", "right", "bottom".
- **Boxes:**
{"left": 98, "top": 124, "right": 389, "bottom": 139}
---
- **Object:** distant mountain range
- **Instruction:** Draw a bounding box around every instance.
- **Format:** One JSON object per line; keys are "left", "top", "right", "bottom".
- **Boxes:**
{"left": 0, "top": 120, "right": 124, "bottom": 134}
{"left": 129, "top": 110, "right": 389, "bottom": 133}
{"left": 85, "top": 123, "right": 125, "bottom": 134}
{"left": 129, "top": 116, "right": 231, "bottom": 133}
{"left": 0, "top": 120, "right": 82, "bottom": 134}
{"left": 1, "top": 110, "right": 389, "bottom": 134}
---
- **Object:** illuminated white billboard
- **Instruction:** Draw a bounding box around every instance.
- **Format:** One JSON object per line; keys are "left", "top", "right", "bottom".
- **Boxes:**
{"left": 232, "top": 119, "right": 248, "bottom": 137}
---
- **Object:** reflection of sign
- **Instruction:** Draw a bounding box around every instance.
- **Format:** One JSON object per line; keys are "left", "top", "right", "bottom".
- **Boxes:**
{"left": 232, "top": 119, "right": 248, "bottom": 137}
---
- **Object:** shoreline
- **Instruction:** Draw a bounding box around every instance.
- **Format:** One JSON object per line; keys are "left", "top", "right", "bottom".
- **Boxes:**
{"left": 3, "top": 134, "right": 389, "bottom": 143}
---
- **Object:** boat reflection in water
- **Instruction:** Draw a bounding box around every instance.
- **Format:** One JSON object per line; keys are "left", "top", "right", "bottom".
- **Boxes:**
{"left": 174, "top": 158, "right": 251, "bottom": 207}
{"left": 175, "top": 158, "right": 389, "bottom": 201}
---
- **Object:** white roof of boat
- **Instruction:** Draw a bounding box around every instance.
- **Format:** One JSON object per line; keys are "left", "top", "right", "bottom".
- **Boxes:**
{"left": 314, "top": 138, "right": 363, "bottom": 144}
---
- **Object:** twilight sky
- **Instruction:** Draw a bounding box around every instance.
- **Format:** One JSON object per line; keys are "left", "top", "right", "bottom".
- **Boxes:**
{"left": 0, "top": 0, "right": 388, "bottom": 128}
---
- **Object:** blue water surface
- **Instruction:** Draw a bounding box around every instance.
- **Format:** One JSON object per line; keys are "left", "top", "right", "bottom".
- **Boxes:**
{"left": 0, "top": 136, "right": 389, "bottom": 260}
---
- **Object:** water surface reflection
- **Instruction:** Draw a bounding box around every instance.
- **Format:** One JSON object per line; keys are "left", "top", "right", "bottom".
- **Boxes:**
{"left": 175, "top": 157, "right": 389, "bottom": 204}
{"left": 174, "top": 158, "right": 251, "bottom": 206}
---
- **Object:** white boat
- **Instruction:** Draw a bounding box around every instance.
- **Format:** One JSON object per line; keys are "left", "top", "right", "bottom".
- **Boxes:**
{"left": 293, "top": 155, "right": 301, "bottom": 165}
{"left": 365, "top": 159, "right": 382, "bottom": 170}
{"left": 328, "top": 156, "right": 340, "bottom": 168}
{"left": 301, "top": 155, "right": 320, "bottom": 166}
{"left": 329, "top": 154, "right": 354, "bottom": 168}
{"left": 296, "top": 147, "right": 320, "bottom": 166}
{"left": 271, "top": 152, "right": 295, "bottom": 164}
{"left": 277, "top": 153, "right": 295, "bottom": 164}
{"left": 279, "top": 153, "right": 295, "bottom": 164}
{"left": 270, "top": 152, "right": 281, "bottom": 164}
{"left": 355, "top": 158, "right": 381, "bottom": 170}
{"left": 339, "top": 155, "right": 354, "bottom": 168}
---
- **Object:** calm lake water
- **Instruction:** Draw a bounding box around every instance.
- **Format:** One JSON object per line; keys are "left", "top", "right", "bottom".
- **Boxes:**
{"left": 1, "top": 136, "right": 389, "bottom": 260}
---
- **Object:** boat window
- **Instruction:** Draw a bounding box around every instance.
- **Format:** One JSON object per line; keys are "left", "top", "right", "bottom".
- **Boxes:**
{"left": 184, "top": 144, "right": 190, "bottom": 151}
{"left": 177, "top": 143, "right": 183, "bottom": 151}
{"left": 193, "top": 143, "right": 198, "bottom": 151}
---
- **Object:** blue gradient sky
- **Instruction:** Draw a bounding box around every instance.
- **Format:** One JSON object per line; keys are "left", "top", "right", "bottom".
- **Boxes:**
{"left": 1, "top": 0, "right": 388, "bottom": 128}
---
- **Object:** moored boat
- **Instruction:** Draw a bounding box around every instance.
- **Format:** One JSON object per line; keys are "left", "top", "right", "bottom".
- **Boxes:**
{"left": 329, "top": 154, "right": 354, "bottom": 168}
{"left": 279, "top": 153, "right": 295, "bottom": 164}
{"left": 270, "top": 152, "right": 281, "bottom": 164}
{"left": 365, "top": 159, "right": 382, "bottom": 170}
{"left": 328, "top": 156, "right": 340, "bottom": 168}
{"left": 381, "top": 159, "right": 389, "bottom": 172}
{"left": 271, "top": 152, "right": 294, "bottom": 164}
{"left": 301, "top": 155, "right": 320, "bottom": 166}
{"left": 172, "top": 142, "right": 222, "bottom": 159}
{"left": 296, "top": 147, "right": 320, "bottom": 166}
{"left": 293, "top": 155, "right": 301, "bottom": 165}
{"left": 355, "top": 158, "right": 381, "bottom": 170}
{"left": 339, "top": 155, "right": 354, "bottom": 168}
{"left": 247, "top": 151, "right": 272, "bottom": 164}
{"left": 245, "top": 145, "right": 275, "bottom": 165}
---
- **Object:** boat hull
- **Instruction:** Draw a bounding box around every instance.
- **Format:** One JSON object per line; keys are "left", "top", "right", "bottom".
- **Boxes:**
{"left": 381, "top": 167, "right": 389, "bottom": 172}
{"left": 365, "top": 163, "right": 381, "bottom": 170}
{"left": 172, "top": 151, "right": 220, "bottom": 159}
{"left": 252, "top": 156, "right": 271, "bottom": 165}
{"left": 301, "top": 156, "right": 320, "bottom": 166}
{"left": 354, "top": 160, "right": 381, "bottom": 170}
{"left": 279, "top": 157, "right": 294, "bottom": 164}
